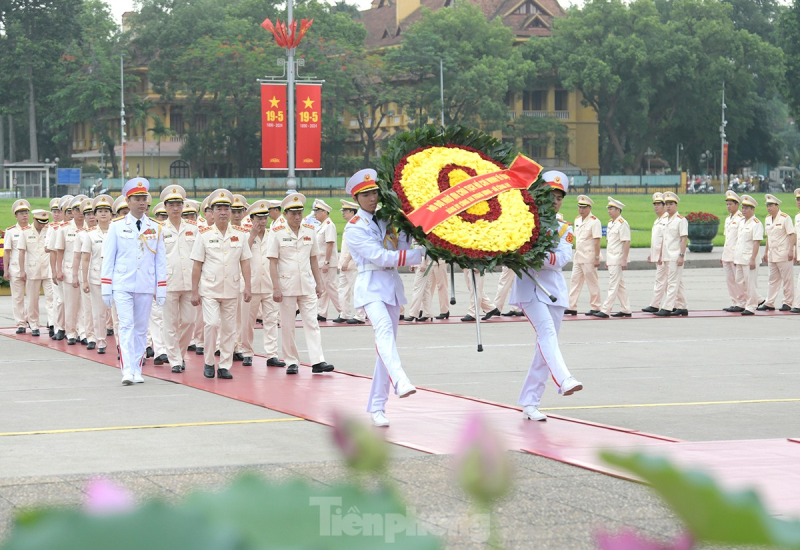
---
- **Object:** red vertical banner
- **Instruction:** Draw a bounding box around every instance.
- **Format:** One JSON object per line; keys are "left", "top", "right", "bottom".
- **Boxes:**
{"left": 295, "top": 83, "right": 322, "bottom": 170}
{"left": 261, "top": 83, "right": 288, "bottom": 170}
{"left": 723, "top": 143, "right": 729, "bottom": 175}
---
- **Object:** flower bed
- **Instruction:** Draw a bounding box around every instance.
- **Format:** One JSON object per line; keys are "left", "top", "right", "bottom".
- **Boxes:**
{"left": 685, "top": 212, "right": 720, "bottom": 224}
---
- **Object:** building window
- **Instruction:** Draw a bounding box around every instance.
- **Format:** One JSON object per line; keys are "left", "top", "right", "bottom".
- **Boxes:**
{"left": 513, "top": 1, "right": 540, "bottom": 15}
{"left": 170, "top": 113, "right": 184, "bottom": 136}
{"left": 555, "top": 90, "right": 568, "bottom": 111}
{"left": 194, "top": 115, "right": 208, "bottom": 133}
{"left": 170, "top": 160, "right": 190, "bottom": 178}
{"left": 523, "top": 90, "right": 547, "bottom": 111}
{"left": 523, "top": 138, "right": 546, "bottom": 159}
{"left": 506, "top": 90, "right": 515, "bottom": 108}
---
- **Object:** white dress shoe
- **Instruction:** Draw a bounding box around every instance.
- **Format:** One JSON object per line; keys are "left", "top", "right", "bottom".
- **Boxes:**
{"left": 133, "top": 375, "right": 144, "bottom": 384}
{"left": 561, "top": 376, "right": 583, "bottom": 396}
{"left": 121, "top": 377, "right": 133, "bottom": 386}
{"left": 395, "top": 379, "right": 416, "bottom": 398}
{"left": 371, "top": 411, "right": 390, "bottom": 427}
{"left": 522, "top": 406, "right": 547, "bottom": 421}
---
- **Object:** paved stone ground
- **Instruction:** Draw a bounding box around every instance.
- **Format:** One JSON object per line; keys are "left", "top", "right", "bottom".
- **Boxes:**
{"left": 1, "top": 263, "right": 796, "bottom": 548}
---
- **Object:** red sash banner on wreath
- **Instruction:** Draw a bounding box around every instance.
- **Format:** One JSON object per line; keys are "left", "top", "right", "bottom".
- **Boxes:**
{"left": 295, "top": 83, "right": 322, "bottom": 170}
{"left": 261, "top": 83, "right": 288, "bottom": 170}
{"left": 405, "top": 154, "right": 543, "bottom": 233}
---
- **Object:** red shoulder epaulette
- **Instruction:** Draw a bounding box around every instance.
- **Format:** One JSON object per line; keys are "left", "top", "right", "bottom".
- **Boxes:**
{"left": 200, "top": 226, "right": 212, "bottom": 233}
{"left": 232, "top": 225, "right": 246, "bottom": 231}
{"left": 184, "top": 219, "right": 197, "bottom": 225}
{"left": 22, "top": 225, "right": 32, "bottom": 231}
{"left": 590, "top": 215, "right": 597, "bottom": 220}
{"left": 677, "top": 214, "right": 684, "bottom": 219}
{"left": 6, "top": 225, "right": 16, "bottom": 230}
{"left": 302, "top": 223, "right": 314, "bottom": 229}
{"left": 349, "top": 216, "right": 360, "bottom": 224}
{"left": 781, "top": 212, "right": 788, "bottom": 217}
{"left": 272, "top": 225, "right": 285, "bottom": 232}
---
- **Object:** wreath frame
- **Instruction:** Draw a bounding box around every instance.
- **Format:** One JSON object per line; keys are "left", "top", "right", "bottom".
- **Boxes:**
{"left": 375, "top": 125, "right": 560, "bottom": 275}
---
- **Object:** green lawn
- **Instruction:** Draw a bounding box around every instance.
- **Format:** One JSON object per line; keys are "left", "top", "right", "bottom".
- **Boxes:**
{"left": 3, "top": 193, "right": 795, "bottom": 248}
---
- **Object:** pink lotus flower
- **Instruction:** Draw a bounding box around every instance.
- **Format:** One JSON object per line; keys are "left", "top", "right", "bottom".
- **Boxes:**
{"left": 84, "top": 478, "right": 135, "bottom": 515}
{"left": 595, "top": 528, "right": 694, "bottom": 550}
{"left": 453, "top": 414, "right": 511, "bottom": 506}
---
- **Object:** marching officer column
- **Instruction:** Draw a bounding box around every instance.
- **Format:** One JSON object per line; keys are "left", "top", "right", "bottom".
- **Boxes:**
{"left": 80, "top": 195, "right": 114, "bottom": 353}
{"left": 759, "top": 194, "right": 795, "bottom": 311}
{"left": 160, "top": 186, "right": 197, "bottom": 373}
{"left": 47, "top": 195, "right": 73, "bottom": 341}
{"left": 190, "top": 189, "right": 252, "bottom": 380}
{"left": 76, "top": 198, "right": 97, "bottom": 347}
{"left": 17, "top": 209, "right": 53, "bottom": 336}
{"left": 101, "top": 178, "right": 167, "bottom": 385}
{"left": 4, "top": 200, "right": 31, "bottom": 333}
{"left": 55, "top": 195, "right": 88, "bottom": 345}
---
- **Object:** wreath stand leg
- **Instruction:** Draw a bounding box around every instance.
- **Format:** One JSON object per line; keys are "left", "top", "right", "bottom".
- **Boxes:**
{"left": 449, "top": 262, "right": 456, "bottom": 305}
{"left": 471, "top": 270, "right": 484, "bottom": 352}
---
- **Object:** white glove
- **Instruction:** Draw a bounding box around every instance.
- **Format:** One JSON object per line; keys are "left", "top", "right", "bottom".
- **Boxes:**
{"left": 102, "top": 294, "right": 114, "bottom": 308}
{"left": 155, "top": 297, "right": 165, "bottom": 307}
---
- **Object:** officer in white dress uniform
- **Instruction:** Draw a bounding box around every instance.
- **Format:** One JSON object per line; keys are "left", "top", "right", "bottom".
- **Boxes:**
{"left": 343, "top": 169, "right": 423, "bottom": 427}
{"left": 734, "top": 195, "right": 764, "bottom": 315}
{"left": 721, "top": 191, "right": 746, "bottom": 312}
{"left": 55, "top": 195, "right": 89, "bottom": 345}
{"left": 80, "top": 195, "right": 114, "bottom": 353}
{"left": 654, "top": 192, "right": 688, "bottom": 316}
{"left": 760, "top": 194, "right": 795, "bottom": 311}
{"left": 336, "top": 199, "right": 366, "bottom": 324}
{"left": 18, "top": 209, "right": 53, "bottom": 337}
{"left": 594, "top": 197, "right": 631, "bottom": 318}
{"left": 47, "top": 195, "right": 73, "bottom": 340}
{"left": 509, "top": 171, "right": 583, "bottom": 422}
{"left": 101, "top": 178, "right": 167, "bottom": 385}
{"left": 642, "top": 193, "right": 669, "bottom": 313}
{"left": 5, "top": 199, "right": 31, "bottom": 332}
{"left": 312, "top": 198, "right": 343, "bottom": 321}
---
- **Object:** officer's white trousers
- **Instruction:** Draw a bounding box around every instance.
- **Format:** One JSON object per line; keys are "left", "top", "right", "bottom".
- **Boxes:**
{"left": 317, "top": 268, "right": 342, "bottom": 318}
{"left": 493, "top": 267, "right": 519, "bottom": 312}
{"left": 88, "top": 283, "right": 108, "bottom": 349}
{"left": 147, "top": 300, "right": 167, "bottom": 356}
{"left": 113, "top": 291, "right": 152, "bottom": 381}
{"left": 518, "top": 299, "right": 572, "bottom": 408}
{"left": 337, "top": 269, "right": 365, "bottom": 321}
{"left": 364, "top": 301, "right": 410, "bottom": 414}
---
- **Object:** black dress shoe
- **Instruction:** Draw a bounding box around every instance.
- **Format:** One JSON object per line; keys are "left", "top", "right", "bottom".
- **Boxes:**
{"left": 564, "top": 310, "right": 578, "bottom": 315}
{"left": 181, "top": 361, "right": 185, "bottom": 371}
{"left": 671, "top": 309, "right": 689, "bottom": 316}
{"left": 500, "top": 311, "right": 516, "bottom": 316}
{"left": 87, "top": 342, "right": 96, "bottom": 350}
{"left": 346, "top": 318, "right": 366, "bottom": 324}
{"left": 67, "top": 338, "right": 76, "bottom": 345}
{"left": 482, "top": 308, "right": 501, "bottom": 321}
{"left": 513, "top": 310, "right": 525, "bottom": 316}
{"left": 757, "top": 305, "right": 774, "bottom": 311}
{"left": 742, "top": 310, "right": 755, "bottom": 316}
{"left": 242, "top": 356, "right": 253, "bottom": 366}
{"left": 611, "top": 312, "right": 632, "bottom": 318}
{"left": 593, "top": 312, "right": 610, "bottom": 318}
{"left": 584, "top": 310, "right": 600, "bottom": 316}
{"left": 399, "top": 314, "right": 404, "bottom": 321}
{"left": 217, "top": 368, "right": 233, "bottom": 379}
{"left": 48, "top": 326, "right": 54, "bottom": 337}
{"left": 171, "top": 365, "right": 182, "bottom": 373}
{"left": 415, "top": 317, "right": 431, "bottom": 322}
{"left": 641, "top": 306, "right": 659, "bottom": 313}
{"left": 31, "top": 329, "right": 40, "bottom": 337}
{"left": 461, "top": 314, "right": 476, "bottom": 322}
{"left": 317, "top": 315, "right": 327, "bottom": 322}
{"left": 98, "top": 347, "right": 106, "bottom": 355}
{"left": 188, "top": 344, "right": 196, "bottom": 352}
{"left": 403, "top": 316, "right": 416, "bottom": 322}
{"left": 54, "top": 330, "right": 65, "bottom": 341}
{"left": 233, "top": 352, "right": 244, "bottom": 362}
{"left": 792, "top": 308, "right": 800, "bottom": 314}
{"left": 311, "top": 362, "right": 335, "bottom": 373}
{"left": 204, "top": 364, "right": 215, "bottom": 378}
{"left": 195, "top": 347, "right": 204, "bottom": 355}
{"left": 728, "top": 306, "right": 745, "bottom": 312}
{"left": 286, "top": 364, "right": 299, "bottom": 375}
{"left": 107, "top": 328, "right": 114, "bottom": 336}
{"left": 80, "top": 338, "right": 88, "bottom": 346}
{"left": 214, "top": 350, "right": 220, "bottom": 357}
{"left": 15, "top": 327, "right": 25, "bottom": 334}
{"left": 780, "top": 304, "right": 792, "bottom": 311}
{"left": 654, "top": 309, "right": 671, "bottom": 317}
{"left": 153, "top": 354, "right": 167, "bottom": 366}
{"left": 146, "top": 346, "right": 155, "bottom": 358}
{"left": 267, "top": 357, "right": 286, "bottom": 367}
{"left": 331, "top": 317, "right": 347, "bottom": 324}
{"left": 256, "top": 318, "right": 263, "bottom": 324}
{"left": 435, "top": 312, "right": 450, "bottom": 319}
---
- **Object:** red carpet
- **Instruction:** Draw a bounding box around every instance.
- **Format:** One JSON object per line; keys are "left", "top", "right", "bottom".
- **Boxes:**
{"left": 5, "top": 327, "right": 799, "bottom": 518}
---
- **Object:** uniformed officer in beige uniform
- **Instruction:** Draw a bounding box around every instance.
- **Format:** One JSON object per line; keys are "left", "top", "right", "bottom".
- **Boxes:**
{"left": 336, "top": 199, "right": 366, "bottom": 324}
{"left": 643, "top": 193, "right": 670, "bottom": 313}
{"left": 406, "top": 241, "right": 433, "bottom": 321}
{"left": 190, "top": 189, "right": 252, "bottom": 379}
{"left": 45, "top": 198, "right": 63, "bottom": 337}
{"left": 734, "top": 195, "right": 764, "bottom": 315}
{"left": 460, "top": 270, "right": 499, "bottom": 321}
{"left": 268, "top": 200, "right": 285, "bottom": 229}
{"left": 75, "top": 198, "right": 98, "bottom": 347}
{"left": 160, "top": 186, "right": 198, "bottom": 373}
{"left": 47, "top": 195, "right": 73, "bottom": 340}
{"left": 566, "top": 195, "right": 602, "bottom": 315}
{"left": 241, "top": 199, "right": 285, "bottom": 368}
{"left": 311, "top": 199, "right": 342, "bottom": 321}
{"left": 759, "top": 194, "right": 795, "bottom": 311}
{"left": 721, "top": 191, "right": 746, "bottom": 312}
{"left": 145, "top": 202, "right": 169, "bottom": 364}
{"left": 229, "top": 194, "right": 250, "bottom": 361}
{"left": 4, "top": 199, "right": 31, "bottom": 332}
{"left": 494, "top": 267, "right": 523, "bottom": 316}
{"left": 17, "top": 209, "right": 53, "bottom": 337}
{"left": 266, "top": 193, "right": 334, "bottom": 375}
{"left": 654, "top": 192, "right": 688, "bottom": 316}
{"left": 594, "top": 197, "right": 631, "bottom": 318}
{"left": 55, "top": 195, "right": 89, "bottom": 344}
{"left": 79, "top": 195, "right": 114, "bottom": 353}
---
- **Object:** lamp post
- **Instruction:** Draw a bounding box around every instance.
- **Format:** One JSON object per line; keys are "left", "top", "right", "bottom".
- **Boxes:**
{"left": 148, "top": 146, "right": 155, "bottom": 177}
{"left": 645, "top": 147, "right": 655, "bottom": 174}
{"left": 120, "top": 55, "right": 126, "bottom": 180}
{"left": 676, "top": 143, "right": 683, "bottom": 173}
{"left": 702, "top": 150, "right": 711, "bottom": 175}
{"left": 720, "top": 81, "right": 727, "bottom": 187}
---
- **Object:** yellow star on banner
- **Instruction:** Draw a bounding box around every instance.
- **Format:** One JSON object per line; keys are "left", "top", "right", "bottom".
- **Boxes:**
{"left": 269, "top": 96, "right": 280, "bottom": 108}
{"left": 302, "top": 96, "right": 314, "bottom": 109}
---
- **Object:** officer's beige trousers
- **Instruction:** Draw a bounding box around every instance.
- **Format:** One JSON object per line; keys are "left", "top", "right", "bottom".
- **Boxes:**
{"left": 10, "top": 276, "right": 26, "bottom": 327}
{"left": 279, "top": 294, "right": 325, "bottom": 366}
{"left": 202, "top": 296, "right": 237, "bottom": 371}
{"left": 192, "top": 304, "right": 204, "bottom": 346}
{"left": 234, "top": 292, "right": 245, "bottom": 354}
{"left": 408, "top": 264, "right": 432, "bottom": 318}
{"left": 25, "top": 278, "right": 53, "bottom": 330}
{"left": 337, "top": 269, "right": 365, "bottom": 321}
{"left": 600, "top": 265, "right": 631, "bottom": 314}
{"left": 648, "top": 262, "right": 668, "bottom": 309}
{"left": 63, "top": 282, "right": 82, "bottom": 340}
{"left": 88, "top": 283, "right": 108, "bottom": 349}
{"left": 463, "top": 270, "right": 496, "bottom": 316}
{"left": 163, "top": 291, "right": 195, "bottom": 367}
{"left": 493, "top": 267, "right": 520, "bottom": 312}
{"left": 735, "top": 264, "right": 760, "bottom": 312}
{"left": 660, "top": 261, "right": 686, "bottom": 311}
{"left": 430, "top": 260, "right": 450, "bottom": 314}
{"left": 79, "top": 272, "right": 93, "bottom": 342}
{"left": 723, "top": 261, "right": 746, "bottom": 308}
{"left": 147, "top": 300, "right": 167, "bottom": 356}
{"left": 52, "top": 277, "right": 65, "bottom": 332}
{"left": 766, "top": 260, "right": 794, "bottom": 308}
{"left": 317, "top": 268, "right": 342, "bottom": 318}
{"left": 241, "top": 293, "right": 279, "bottom": 359}
{"left": 568, "top": 263, "right": 601, "bottom": 311}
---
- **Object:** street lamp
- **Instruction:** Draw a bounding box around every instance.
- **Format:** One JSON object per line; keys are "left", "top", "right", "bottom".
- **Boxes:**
{"left": 701, "top": 150, "right": 711, "bottom": 175}
{"left": 676, "top": 143, "right": 683, "bottom": 173}
{"left": 645, "top": 148, "right": 655, "bottom": 174}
